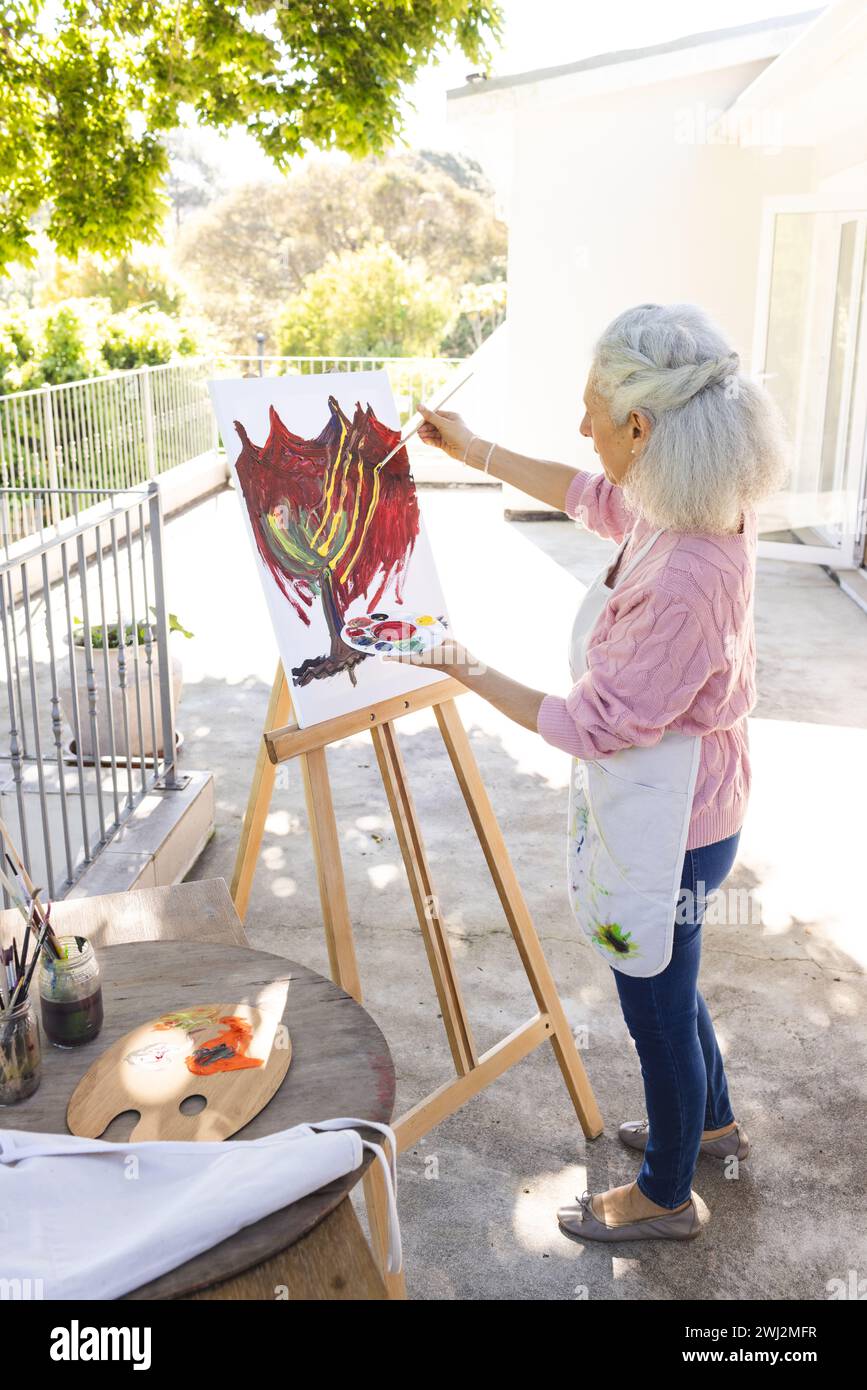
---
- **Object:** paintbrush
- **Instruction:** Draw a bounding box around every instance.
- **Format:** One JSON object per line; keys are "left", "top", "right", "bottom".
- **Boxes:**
{"left": 18, "top": 908, "right": 31, "bottom": 983}
{"left": 0, "top": 916, "right": 15, "bottom": 1006}
{"left": 0, "top": 859, "right": 62, "bottom": 969}
{"left": 0, "top": 859, "right": 35, "bottom": 924}
{"left": 376, "top": 371, "right": 474, "bottom": 470}
{"left": 0, "top": 922, "right": 17, "bottom": 1015}
{"left": 3, "top": 909, "right": 52, "bottom": 1020}
{"left": 0, "top": 939, "right": 8, "bottom": 1012}
{"left": 1, "top": 937, "right": 14, "bottom": 998}
{"left": 0, "top": 825, "right": 63, "bottom": 959}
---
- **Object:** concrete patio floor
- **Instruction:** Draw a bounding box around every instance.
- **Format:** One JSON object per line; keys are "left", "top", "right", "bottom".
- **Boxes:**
{"left": 165, "top": 482, "right": 867, "bottom": 1302}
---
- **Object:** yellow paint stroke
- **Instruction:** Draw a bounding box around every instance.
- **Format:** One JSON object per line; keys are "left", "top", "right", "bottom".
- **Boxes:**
{"left": 318, "top": 454, "right": 355, "bottom": 558}
{"left": 310, "top": 419, "right": 347, "bottom": 547}
{"left": 338, "top": 456, "right": 386, "bottom": 583}
{"left": 328, "top": 447, "right": 368, "bottom": 569}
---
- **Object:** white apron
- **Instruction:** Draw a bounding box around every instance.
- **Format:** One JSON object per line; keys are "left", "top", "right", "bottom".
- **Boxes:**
{"left": 567, "top": 528, "right": 701, "bottom": 978}
{"left": 0, "top": 1116, "right": 401, "bottom": 1299}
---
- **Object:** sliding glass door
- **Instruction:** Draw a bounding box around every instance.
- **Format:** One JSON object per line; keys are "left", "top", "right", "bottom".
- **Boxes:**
{"left": 752, "top": 198, "right": 867, "bottom": 567}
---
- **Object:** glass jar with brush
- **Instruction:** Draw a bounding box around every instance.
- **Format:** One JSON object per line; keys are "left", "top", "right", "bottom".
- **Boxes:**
{"left": 0, "top": 997, "right": 42, "bottom": 1104}
{"left": 38, "top": 936, "right": 104, "bottom": 1048}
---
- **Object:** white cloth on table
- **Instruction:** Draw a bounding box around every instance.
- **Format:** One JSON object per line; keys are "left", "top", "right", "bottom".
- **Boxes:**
{"left": 0, "top": 1116, "right": 400, "bottom": 1299}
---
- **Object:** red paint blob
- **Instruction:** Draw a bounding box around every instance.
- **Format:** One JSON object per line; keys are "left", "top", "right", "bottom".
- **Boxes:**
{"left": 372, "top": 621, "right": 416, "bottom": 641}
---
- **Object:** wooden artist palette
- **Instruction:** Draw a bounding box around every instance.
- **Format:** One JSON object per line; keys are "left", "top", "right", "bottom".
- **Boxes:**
{"left": 67, "top": 1001, "right": 292, "bottom": 1142}
{"left": 340, "top": 610, "right": 448, "bottom": 656}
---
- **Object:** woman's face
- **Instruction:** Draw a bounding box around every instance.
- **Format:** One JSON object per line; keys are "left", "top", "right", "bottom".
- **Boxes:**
{"left": 579, "top": 375, "right": 649, "bottom": 485}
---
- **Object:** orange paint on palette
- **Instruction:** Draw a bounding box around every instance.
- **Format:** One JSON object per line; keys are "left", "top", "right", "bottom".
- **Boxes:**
{"left": 186, "top": 1015, "right": 264, "bottom": 1076}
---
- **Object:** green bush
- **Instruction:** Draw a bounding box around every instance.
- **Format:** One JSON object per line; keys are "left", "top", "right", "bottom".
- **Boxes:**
{"left": 274, "top": 242, "right": 455, "bottom": 359}
{"left": 102, "top": 306, "right": 199, "bottom": 370}
{"left": 38, "top": 297, "right": 111, "bottom": 384}
{"left": 0, "top": 296, "right": 202, "bottom": 392}
{"left": 0, "top": 304, "right": 42, "bottom": 394}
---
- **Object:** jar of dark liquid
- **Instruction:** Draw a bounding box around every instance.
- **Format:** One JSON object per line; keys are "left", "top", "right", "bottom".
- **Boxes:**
{"left": 38, "top": 936, "right": 104, "bottom": 1047}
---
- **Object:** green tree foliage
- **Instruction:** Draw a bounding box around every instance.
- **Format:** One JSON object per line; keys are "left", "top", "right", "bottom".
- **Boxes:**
{"left": 46, "top": 246, "right": 187, "bottom": 314}
{"left": 175, "top": 152, "right": 506, "bottom": 351}
{"left": 274, "top": 243, "right": 453, "bottom": 357}
{"left": 1, "top": 1, "right": 502, "bottom": 271}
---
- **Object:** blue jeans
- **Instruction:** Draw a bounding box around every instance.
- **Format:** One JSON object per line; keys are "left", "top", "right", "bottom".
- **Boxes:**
{"left": 610, "top": 831, "right": 741, "bottom": 1209}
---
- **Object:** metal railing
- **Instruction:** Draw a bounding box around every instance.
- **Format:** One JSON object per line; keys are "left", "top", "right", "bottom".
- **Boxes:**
{"left": 218, "top": 354, "right": 466, "bottom": 424}
{"left": 0, "top": 361, "right": 216, "bottom": 545}
{"left": 0, "top": 355, "right": 468, "bottom": 547}
{"left": 0, "top": 483, "right": 180, "bottom": 900}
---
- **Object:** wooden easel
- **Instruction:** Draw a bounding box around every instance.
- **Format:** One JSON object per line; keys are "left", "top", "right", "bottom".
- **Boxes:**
{"left": 231, "top": 664, "right": 604, "bottom": 1298}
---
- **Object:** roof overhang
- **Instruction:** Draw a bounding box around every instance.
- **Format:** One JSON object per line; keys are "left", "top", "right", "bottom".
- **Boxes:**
{"left": 713, "top": 0, "right": 867, "bottom": 147}
{"left": 447, "top": 10, "right": 823, "bottom": 112}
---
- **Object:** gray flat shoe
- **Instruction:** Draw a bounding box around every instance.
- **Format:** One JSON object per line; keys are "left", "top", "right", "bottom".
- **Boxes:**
{"left": 557, "top": 1190, "right": 701, "bottom": 1242}
{"left": 619, "top": 1119, "right": 750, "bottom": 1161}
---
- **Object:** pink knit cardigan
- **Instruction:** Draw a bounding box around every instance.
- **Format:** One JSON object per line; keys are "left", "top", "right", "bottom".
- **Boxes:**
{"left": 537, "top": 470, "right": 757, "bottom": 850}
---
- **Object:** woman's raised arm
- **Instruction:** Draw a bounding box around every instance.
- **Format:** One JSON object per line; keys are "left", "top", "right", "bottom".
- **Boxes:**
{"left": 415, "top": 403, "right": 578, "bottom": 512}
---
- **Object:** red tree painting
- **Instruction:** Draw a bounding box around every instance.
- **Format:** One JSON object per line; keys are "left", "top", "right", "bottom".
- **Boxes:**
{"left": 233, "top": 396, "right": 420, "bottom": 686}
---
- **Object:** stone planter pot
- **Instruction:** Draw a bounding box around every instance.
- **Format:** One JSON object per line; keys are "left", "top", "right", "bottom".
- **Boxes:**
{"left": 60, "top": 641, "right": 183, "bottom": 763}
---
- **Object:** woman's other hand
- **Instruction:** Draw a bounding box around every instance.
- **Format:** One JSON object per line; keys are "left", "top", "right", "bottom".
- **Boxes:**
{"left": 415, "top": 401, "right": 473, "bottom": 462}
{"left": 382, "top": 637, "right": 480, "bottom": 674}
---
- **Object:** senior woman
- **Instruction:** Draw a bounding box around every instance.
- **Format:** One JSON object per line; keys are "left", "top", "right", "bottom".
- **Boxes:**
{"left": 403, "top": 302, "right": 786, "bottom": 1243}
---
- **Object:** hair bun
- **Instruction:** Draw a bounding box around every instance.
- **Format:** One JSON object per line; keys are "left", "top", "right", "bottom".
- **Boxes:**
{"left": 672, "top": 351, "right": 740, "bottom": 405}
{"left": 713, "top": 350, "right": 740, "bottom": 383}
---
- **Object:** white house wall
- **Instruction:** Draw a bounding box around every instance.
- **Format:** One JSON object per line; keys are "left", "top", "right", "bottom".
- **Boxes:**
{"left": 453, "top": 57, "right": 814, "bottom": 511}
{"left": 518, "top": 63, "right": 813, "bottom": 505}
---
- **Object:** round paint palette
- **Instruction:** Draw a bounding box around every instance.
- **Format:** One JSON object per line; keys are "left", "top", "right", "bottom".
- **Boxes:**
{"left": 340, "top": 611, "right": 449, "bottom": 657}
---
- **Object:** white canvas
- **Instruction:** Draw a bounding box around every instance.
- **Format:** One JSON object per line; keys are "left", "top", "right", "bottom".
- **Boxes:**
{"left": 207, "top": 371, "right": 451, "bottom": 728}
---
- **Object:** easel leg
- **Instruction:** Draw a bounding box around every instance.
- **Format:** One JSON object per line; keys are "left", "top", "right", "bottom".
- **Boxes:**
{"left": 231, "top": 664, "right": 291, "bottom": 920}
{"left": 301, "top": 748, "right": 398, "bottom": 1289}
{"left": 301, "top": 744, "right": 363, "bottom": 1004}
{"left": 371, "top": 720, "right": 477, "bottom": 1076}
{"left": 231, "top": 662, "right": 364, "bottom": 1001}
{"left": 435, "top": 699, "right": 603, "bottom": 1139}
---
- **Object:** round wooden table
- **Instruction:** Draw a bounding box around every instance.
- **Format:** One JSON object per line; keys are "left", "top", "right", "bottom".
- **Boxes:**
{"left": 7, "top": 940, "right": 397, "bottom": 1300}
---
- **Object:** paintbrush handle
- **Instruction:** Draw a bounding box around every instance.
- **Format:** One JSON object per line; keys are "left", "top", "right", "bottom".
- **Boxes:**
{"left": 378, "top": 371, "right": 474, "bottom": 469}
{"left": 0, "top": 823, "right": 52, "bottom": 927}
{"left": 6, "top": 918, "right": 51, "bottom": 1014}
{"left": 0, "top": 861, "right": 34, "bottom": 923}
{"left": 0, "top": 861, "right": 61, "bottom": 961}
{"left": 0, "top": 821, "right": 57, "bottom": 943}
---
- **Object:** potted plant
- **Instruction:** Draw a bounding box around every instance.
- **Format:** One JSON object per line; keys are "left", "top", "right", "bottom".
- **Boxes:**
{"left": 60, "top": 609, "right": 193, "bottom": 763}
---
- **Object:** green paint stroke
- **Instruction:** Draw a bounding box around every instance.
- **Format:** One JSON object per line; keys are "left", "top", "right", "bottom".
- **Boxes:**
{"left": 592, "top": 921, "right": 639, "bottom": 958}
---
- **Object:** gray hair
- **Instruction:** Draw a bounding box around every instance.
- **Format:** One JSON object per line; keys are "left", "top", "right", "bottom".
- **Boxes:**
{"left": 590, "top": 302, "right": 789, "bottom": 534}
